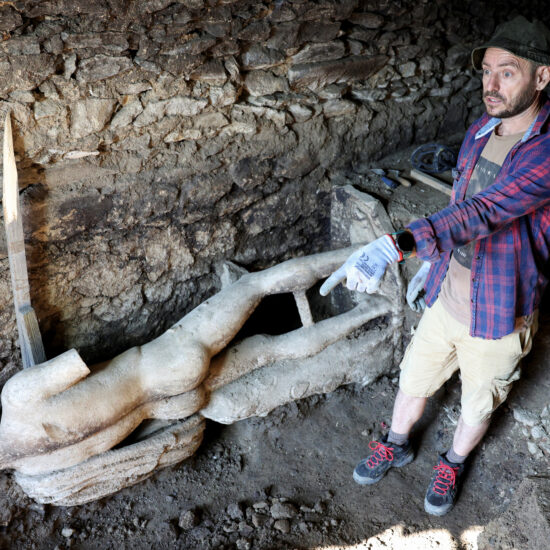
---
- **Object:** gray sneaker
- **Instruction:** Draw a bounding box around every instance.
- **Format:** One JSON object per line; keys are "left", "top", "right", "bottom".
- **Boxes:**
{"left": 424, "top": 454, "right": 465, "bottom": 516}
{"left": 353, "top": 435, "right": 414, "bottom": 485}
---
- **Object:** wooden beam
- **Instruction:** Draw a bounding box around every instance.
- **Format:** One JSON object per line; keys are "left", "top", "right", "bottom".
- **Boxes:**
{"left": 409, "top": 168, "right": 452, "bottom": 197}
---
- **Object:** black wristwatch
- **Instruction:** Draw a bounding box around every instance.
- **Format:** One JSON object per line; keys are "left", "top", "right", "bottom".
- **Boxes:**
{"left": 390, "top": 230, "right": 416, "bottom": 262}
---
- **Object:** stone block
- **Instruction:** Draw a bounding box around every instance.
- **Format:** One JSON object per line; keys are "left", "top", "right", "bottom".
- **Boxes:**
{"left": 291, "top": 42, "right": 346, "bottom": 65}
{"left": 76, "top": 55, "right": 133, "bottom": 83}
{"left": 237, "top": 20, "right": 271, "bottom": 42}
{"left": 70, "top": 99, "right": 116, "bottom": 139}
{"left": 350, "top": 12, "right": 385, "bottom": 29}
{"left": 299, "top": 22, "right": 341, "bottom": 44}
{"left": 241, "top": 45, "right": 285, "bottom": 70}
{"left": 190, "top": 59, "right": 227, "bottom": 85}
{"left": 0, "top": 7, "right": 21, "bottom": 33}
{"left": 160, "top": 35, "right": 216, "bottom": 56}
{"left": 0, "top": 36, "right": 40, "bottom": 55}
{"left": 62, "top": 32, "right": 129, "bottom": 54}
{"left": 34, "top": 99, "right": 65, "bottom": 120}
{"left": 266, "top": 22, "right": 300, "bottom": 51}
{"left": 288, "top": 104, "right": 313, "bottom": 122}
{"left": 244, "top": 70, "right": 289, "bottom": 96}
{"left": 322, "top": 99, "right": 356, "bottom": 118}
{"left": 229, "top": 157, "right": 272, "bottom": 190}
{"left": 289, "top": 55, "right": 388, "bottom": 90}
{"left": 110, "top": 100, "right": 143, "bottom": 129}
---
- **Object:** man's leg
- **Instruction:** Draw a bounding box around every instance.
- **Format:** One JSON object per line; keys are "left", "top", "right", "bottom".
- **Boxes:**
{"left": 423, "top": 416, "right": 490, "bottom": 517}
{"left": 388, "top": 388, "right": 427, "bottom": 438}
{"left": 352, "top": 389, "right": 426, "bottom": 485}
{"left": 451, "top": 415, "right": 490, "bottom": 457}
{"left": 353, "top": 299, "right": 459, "bottom": 485}
{"left": 424, "top": 320, "right": 537, "bottom": 517}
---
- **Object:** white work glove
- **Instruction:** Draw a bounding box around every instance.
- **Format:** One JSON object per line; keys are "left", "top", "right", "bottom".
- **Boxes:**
{"left": 406, "top": 261, "right": 431, "bottom": 312}
{"left": 320, "top": 235, "right": 400, "bottom": 296}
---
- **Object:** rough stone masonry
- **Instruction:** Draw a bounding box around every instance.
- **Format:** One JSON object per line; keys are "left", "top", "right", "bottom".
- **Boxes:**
{"left": 0, "top": 0, "right": 546, "bottom": 387}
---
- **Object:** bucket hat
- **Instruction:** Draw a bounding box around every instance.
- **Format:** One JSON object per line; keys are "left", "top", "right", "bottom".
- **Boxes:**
{"left": 471, "top": 15, "right": 550, "bottom": 69}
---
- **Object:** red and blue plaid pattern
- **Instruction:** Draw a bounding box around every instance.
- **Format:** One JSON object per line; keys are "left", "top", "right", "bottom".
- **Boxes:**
{"left": 408, "top": 99, "right": 550, "bottom": 339}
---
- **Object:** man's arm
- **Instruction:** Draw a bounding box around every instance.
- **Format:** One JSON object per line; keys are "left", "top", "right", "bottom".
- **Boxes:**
{"left": 409, "top": 144, "right": 550, "bottom": 262}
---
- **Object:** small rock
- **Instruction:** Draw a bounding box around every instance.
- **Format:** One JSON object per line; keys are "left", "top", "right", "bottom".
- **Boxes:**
{"left": 531, "top": 425, "right": 548, "bottom": 440}
{"left": 513, "top": 407, "right": 539, "bottom": 427}
{"left": 227, "top": 502, "right": 244, "bottom": 521}
{"left": 239, "top": 521, "right": 254, "bottom": 536}
{"left": 273, "top": 519, "right": 290, "bottom": 533}
{"left": 527, "top": 441, "right": 542, "bottom": 456}
{"left": 0, "top": 505, "right": 12, "bottom": 527}
{"left": 223, "top": 521, "right": 238, "bottom": 533}
{"left": 270, "top": 501, "right": 297, "bottom": 520}
{"left": 252, "top": 501, "right": 269, "bottom": 510}
{"left": 313, "top": 501, "right": 326, "bottom": 514}
{"left": 189, "top": 526, "right": 211, "bottom": 541}
{"left": 236, "top": 539, "right": 251, "bottom": 550}
{"left": 251, "top": 512, "right": 268, "bottom": 528}
{"left": 61, "top": 527, "right": 74, "bottom": 538}
{"left": 179, "top": 509, "right": 200, "bottom": 530}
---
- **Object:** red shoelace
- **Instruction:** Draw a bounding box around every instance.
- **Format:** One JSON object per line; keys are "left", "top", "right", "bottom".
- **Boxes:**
{"left": 366, "top": 441, "right": 395, "bottom": 468}
{"left": 431, "top": 461, "right": 459, "bottom": 495}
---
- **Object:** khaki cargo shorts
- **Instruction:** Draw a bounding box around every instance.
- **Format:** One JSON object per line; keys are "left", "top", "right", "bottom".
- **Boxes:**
{"left": 399, "top": 298, "right": 537, "bottom": 426}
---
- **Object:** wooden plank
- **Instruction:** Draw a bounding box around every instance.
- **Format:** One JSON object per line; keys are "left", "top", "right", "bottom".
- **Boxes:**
{"left": 3, "top": 112, "right": 46, "bottom": 368}
{"left": 409, "top": 168, "right": 453, "bottom": 197}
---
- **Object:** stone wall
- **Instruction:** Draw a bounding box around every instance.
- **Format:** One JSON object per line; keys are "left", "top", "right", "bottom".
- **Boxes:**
{"left": 0, "top": 0, "right": 547, "bottom": 379}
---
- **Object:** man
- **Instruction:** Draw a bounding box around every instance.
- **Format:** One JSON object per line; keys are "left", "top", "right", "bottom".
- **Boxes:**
{"left": 321, "top": 15, "right": 550, "bottom": 516}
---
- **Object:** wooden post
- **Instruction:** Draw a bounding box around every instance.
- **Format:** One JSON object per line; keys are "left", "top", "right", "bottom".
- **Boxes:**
{"left": 3, "top": 112, "right": 46, "bottom": 368}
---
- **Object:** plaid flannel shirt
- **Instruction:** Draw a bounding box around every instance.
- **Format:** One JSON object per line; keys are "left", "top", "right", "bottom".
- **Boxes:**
{"left": 408, "top": 98, "right": 550, "bottom": 339}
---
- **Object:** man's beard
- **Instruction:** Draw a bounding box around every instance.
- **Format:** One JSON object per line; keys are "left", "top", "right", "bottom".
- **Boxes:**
{"left": 484, "top": 83, "right": 539, "bottom": 118}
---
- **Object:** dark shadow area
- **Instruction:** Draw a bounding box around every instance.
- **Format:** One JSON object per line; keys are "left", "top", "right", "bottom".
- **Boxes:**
{"left": 232, "top": 292, "right": 303, "bottom": 342}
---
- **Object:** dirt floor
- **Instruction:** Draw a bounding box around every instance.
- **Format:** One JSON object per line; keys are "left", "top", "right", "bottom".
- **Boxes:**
{"left": 1, "top": 153, "right": 550, "bottom": 549}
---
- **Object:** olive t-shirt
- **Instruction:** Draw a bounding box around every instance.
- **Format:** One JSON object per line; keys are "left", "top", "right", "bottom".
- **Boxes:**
{"left": 439, "top": 129, "right": 524, "bottom": 326}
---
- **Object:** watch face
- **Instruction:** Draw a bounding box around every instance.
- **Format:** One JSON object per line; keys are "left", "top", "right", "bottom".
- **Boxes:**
{"left": 397, "top": 231, "right": 415, "bottom": 253}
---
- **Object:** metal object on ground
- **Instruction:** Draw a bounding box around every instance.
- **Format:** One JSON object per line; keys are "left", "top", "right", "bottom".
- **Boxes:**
{"left": 411, "top": 143, "right": 457, "bottom": 174}
{"left": 3, "top": 112, "right": 46, "bottom": 368}
{"left": 388, "top": 169, "right": 411, "bottom": 188}
{"left": 370, "top": 168, "right": 399, "bottom": 189}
